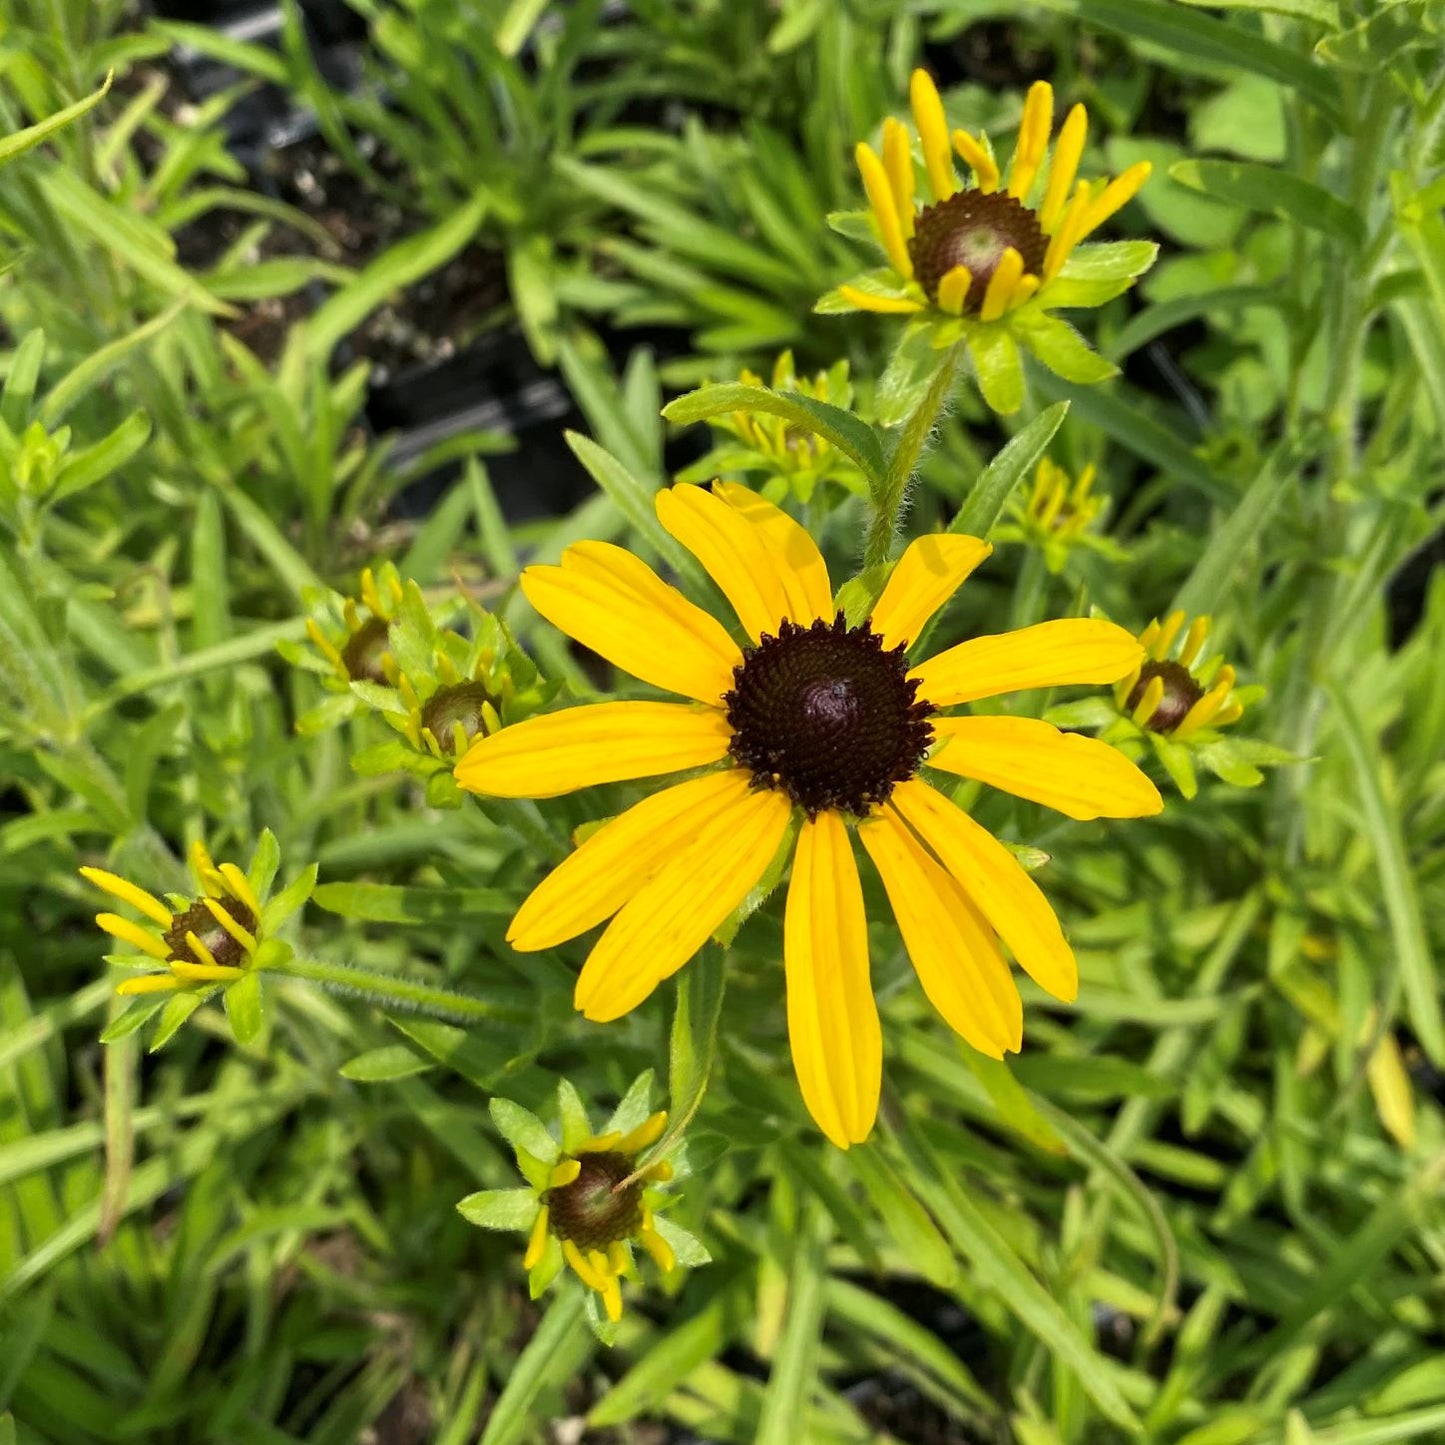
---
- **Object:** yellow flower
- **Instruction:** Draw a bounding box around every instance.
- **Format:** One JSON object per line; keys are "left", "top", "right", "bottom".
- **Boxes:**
{"left": 996, "top": 458, "right": 1123, "bottom": 574}
{"left": 455, "top": 483, "right": 1162, "bottom": 1148}
{"left": 300, "top": 565, "right": 404, "bottom": 690}
{"left": 1115, "top": 612, "right": 1244, "bottom": 740}
{"left": 81, "top": 835, "right": 314, "bottom": 996}
{"left": 461, "top": 1078, "right": 704, "bottom": 1333}
{"left": 843, "top": 70, "right": 1151, "bottom": 323}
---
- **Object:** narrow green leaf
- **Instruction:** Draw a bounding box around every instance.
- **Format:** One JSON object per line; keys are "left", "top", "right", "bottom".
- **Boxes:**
{"left": 1330, "top": 687, "right": 1445, "bottom": 1066}
{"left": 755, "top": 1201, "right": 832, "bottom": 1445}
{"left": 478, "top": 1287, "right": 592, "bottom": 1445}
{"left": 310, "top": 881, "right": 512, "bottom": 923}
{"left": 0, "top": 72, "right": 113, "bottom": 167}
{"left": 951, "top": 403, "right": 1069, "bottom": 540}
{"left": 663, "top": 381, "right": 885, "bottom": 488}
{"left": 456, "top": 1188, "right": 539, "bottom": 1231}
{"left": 1170, "top": 159, "right": 1364, "bottom": 249}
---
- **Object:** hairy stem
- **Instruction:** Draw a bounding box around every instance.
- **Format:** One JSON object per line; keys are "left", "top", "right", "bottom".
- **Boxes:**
{"left": 272, "top": 955, "right": 527, "bottom": 1027}
{"left": 863, "top": 346, "right": 961, "bottom": 572}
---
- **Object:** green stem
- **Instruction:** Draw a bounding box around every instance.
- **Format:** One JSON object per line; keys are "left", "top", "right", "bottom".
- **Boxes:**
{"left": 272, "top": 955, "right": 527, "bottom": 1027}
{"left": 863, "top": 347, "right": 961, "bottom": 572}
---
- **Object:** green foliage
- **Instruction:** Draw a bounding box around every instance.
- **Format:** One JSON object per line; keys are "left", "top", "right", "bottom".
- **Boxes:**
{"left": 2, "top": 1, "right": 1444, "bottom": 1443}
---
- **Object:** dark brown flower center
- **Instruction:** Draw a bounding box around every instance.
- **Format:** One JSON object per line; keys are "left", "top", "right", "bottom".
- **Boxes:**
{"left": 420, "top": 680, "right": 494, "bottom": 754}
{"left": 909, "top": 190, "right": 1048, "bottom": 310}
{"left": 545, "top": 1152, "right": 643, "bottom": 1250}
{"left": 340, "top": 615, "right": 391, "bottom": 683}
{"left": 1126, "top": 660, "right": 1204, "bottom": 734}
{"left": 725, "top": 613, "right": 934, "bottom": 818}
{"left": 163, "top": 895, "right": 256, "bottom": 969}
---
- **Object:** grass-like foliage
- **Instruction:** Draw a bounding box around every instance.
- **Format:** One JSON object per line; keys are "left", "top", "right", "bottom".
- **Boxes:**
{"left": 2, "top": 2, "right": 1444, "bottom": 1443}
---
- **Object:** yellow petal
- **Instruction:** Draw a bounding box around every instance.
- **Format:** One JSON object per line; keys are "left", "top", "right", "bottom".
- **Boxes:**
{"left": 1081, "top": 161, "right": 1152, "bottom": 237}
{"left": 508, "top": 771, "right": 754, "bottom": 951}
{"left": 79, "top": 867, "right": 172, "bottom": 927}
{"left": 858, "top": 808, "right": 1021, "bottom": 1056}
{"left": 1007, "top": 274, "right": 1041, "bottom": 312}
{"left": 656, "top": 483, "right": 831, "bottom": 643}
{"left": 203, "top": 899, "right": 257, "bottom": 955}
{"left": 979, "top": 246, "right": 1024, "bottom": 323}
{"left": 909, "top": 68, "right": 956, "bottom": 201}
{"left": 952, "top": 130, "right": 998, "bottom": 193}
{"left": 911, "top": 618, "right": 1144, "bottom": 707}
{"left": 785, "top": 812, "right": 881, "bottom": 1149}
{"left": 639, "top": 1222, "right": 676, "bottom": 1273}
{"left": 890, "top": 779, "right": 1076, "bottom": 1001}
{"left": 521, "top": 542, "right": 742, "bottom": 704}
{"left": 881, "top": 117, "right": 916, "bottom": 237}
{"left": 563, "top": 1239, "right": 608, "bottom": 1290}
{"left": 870, "top": 534, "right": 992, "bottom": 652}
{"left": 1007, "top": 81, "right": 1054, "bottom": 201}
{"left": 1039, "top": 103, "right": 1087, "bottom": 232}
{"left": 96, "top": 913, "right": 170, "bottom": 960}
{"left": 615, "top": 1111, "right": 668, "bottom": 1153}
{"left": 116, "top": 974, "right": 183, "bottom": 996}
{"left": 1367, "top": 1030, "right": 1417, "bottom": 1150}
{"left": 837, "top": 285, "right": 925, "bottom": 314}
{"left": 855, "top": 142, "right": 914, "bottom": 278}
{"left": 929, "top": 715, "right": 1163, "bottom": 820}
{"left": 218, "top": 862, "right": 261, "bottom": 919}
{"left": 168, "top": 959, "right": 243, "bottom": 982}
{"left": 524, "top": 1205, "right": 550, "bottom": 1269}
{"left": 549, "top": 1160, "right": 581, "bottom": 1188}
{"left": 454, "top": 701, "right": 732, "bottom": 799}
{"left": 936, "top": 264, "right": 972, "bottom": 316}
{"left": 575, "top": 786, "right": 791, "bottom": 1021}
{"left": 599, "top": 1273, "right": 623, "bottom": 1322}
{"left": 1044, "top": 181, "right": 1093, "bottom": 281}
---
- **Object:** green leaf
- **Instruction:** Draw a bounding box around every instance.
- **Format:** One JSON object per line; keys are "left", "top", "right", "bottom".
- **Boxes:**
{"left": 303, "top": 189, "right": 489, "bottom": 361}
{"left": 1058, "top": 240, "right": 1159, "bottom": 281}
{"left": 1015, "top": 313, "right": 1118, "bottom": 385}
{"left": 1170, "top": 160, "right": 1364, "bottom": 250}
{"left": 340, "top": 1044, "right": 434, "bottom": 1082}
{"left": 1316, "top": 1, "right": 1436, "bottom": 69}
{"left": 456, "top": 1188, "right": 539, "bottom": 1232}
{"left": 149, "top": 21, "right": 290, "bottom": 83}
{"left": 1177, "top": 0, "right": 1337, "bottom": 20}
{"left": 850, "top": 1145, "right": 957, "bottom": 1289}
{"left": 1330, "top": 687, "right": 1445, "bottom": 1066}
{"left": 494, "top": 0, "right": 550, "bottom": 55}
{"left": 0, "top": 71, "right": 113, "bottom": 168}
{"left": 149, "top": 991, "right": 205, "bottom": 1052}
{"left": 951, "top": 403, "right": 1069, "bottom": 541}
{"left": 966, "top": 326, "right": 1024, "bottom": 415}
{"left": 224, "top": 972, "right": 263, "bottom": 1047}
{"left": 1, "top": 330, "right": 45, "bottom": 432}
{"left": 1171, "top": 439, "right": 1304, "bottom": 618}
{"left": 662, "top": 382, "right": 885, "bottom": 489}
{"left": 260, "top": 865, "right": 318, "bottom": 931}
{"left": 99, "top": 996, "right": 168, "bottom": 1044}
{"left": 310, "top": 881, "right": 512, "bottom": 923}
{"left": 48, "top": 411, "right": 151, "bottom": 504}
{"left": 478, "top": 1287, "right": 593, "bottom": 1444}
{"left": 892, "top": 1120, "right": 1141, "bottom": 1431}
{"left": 1029, "top": 0, "right": 1343, "bottom": 123}
{"left": 648, "top": 1213, "right": 710, "bottom": 1268}
{"left": 754, "top": 1201, "right": 832, "bottom": 1445}
{"left": 489, "top": 1098, "right": 559, "bottom": 1169}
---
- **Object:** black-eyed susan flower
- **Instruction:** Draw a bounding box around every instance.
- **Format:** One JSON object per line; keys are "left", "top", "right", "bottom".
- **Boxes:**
{"left": 1052, "top": 611, "right": 1280, "bottom": 799}
{"left": 280, "top": 565, "right": 404, "bottom": 735}
{"left": 994, "top": 457, "right": 1125, "bottom": 574}
{"left": 821, "top": 70, "right": 1155, "bottom": 412}
{"left": 350, "top": 581, "right": 554, "bottom": 807}
{"left": 680, "top": 353, "right": 868, "bottom": 503}
{"left": 459, "top": 1075, "right": 705, "bottom": 1338}
{"left": 455, "top": 482, "right": 1163, "bottom": 1148}
{"left": 81, "top": 834, "right": 315, "bottom": 1002}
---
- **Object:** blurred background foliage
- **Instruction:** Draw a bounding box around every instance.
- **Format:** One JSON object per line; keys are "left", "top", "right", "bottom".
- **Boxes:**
{"left": 2, "top": 1, "right": 1444, "bottom": 1443}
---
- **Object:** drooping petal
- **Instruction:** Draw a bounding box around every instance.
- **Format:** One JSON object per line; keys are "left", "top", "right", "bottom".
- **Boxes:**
{"left": 858, "top": 808, "right": 1022, "bottom": 1056}
{"left": 837, "top": 286, "right": 926, "bottom": 314}
{"left": 929, "top": 715, "right": 1163, "bottom": 820}
{"left": 881, "top": 117, "right": 916, "bottom": 237}
{"left": 855, "top": 142, "right": 914, "bottom": 278}
{"left": 784, "top": 812, "right": 881, "bottom": 1149}
{"left": 870, "top": 534, "right": 992, "bottom": 652}
{"left": 574, "top": 786, "right": 792, "bottom": 1021}
{"left": 508, "top": 771, "right": 755, "bottom": 951}
{"left": 79, "top": 867, "right": 172, "bottom": 927}
{"left": 521, "top": 542, "right": 742, "bottom": 704}
{"left": 656, "top": 483, "right": 831, "bottom": 642}
{"left": 890, "top": 779, "right": 1077, "bottom": 1001}
{"left": 455, "top": 702, "right": 732, "bottom": 799}
{"left": 910, "top": 618, "right": 1144, "bottom": 707}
